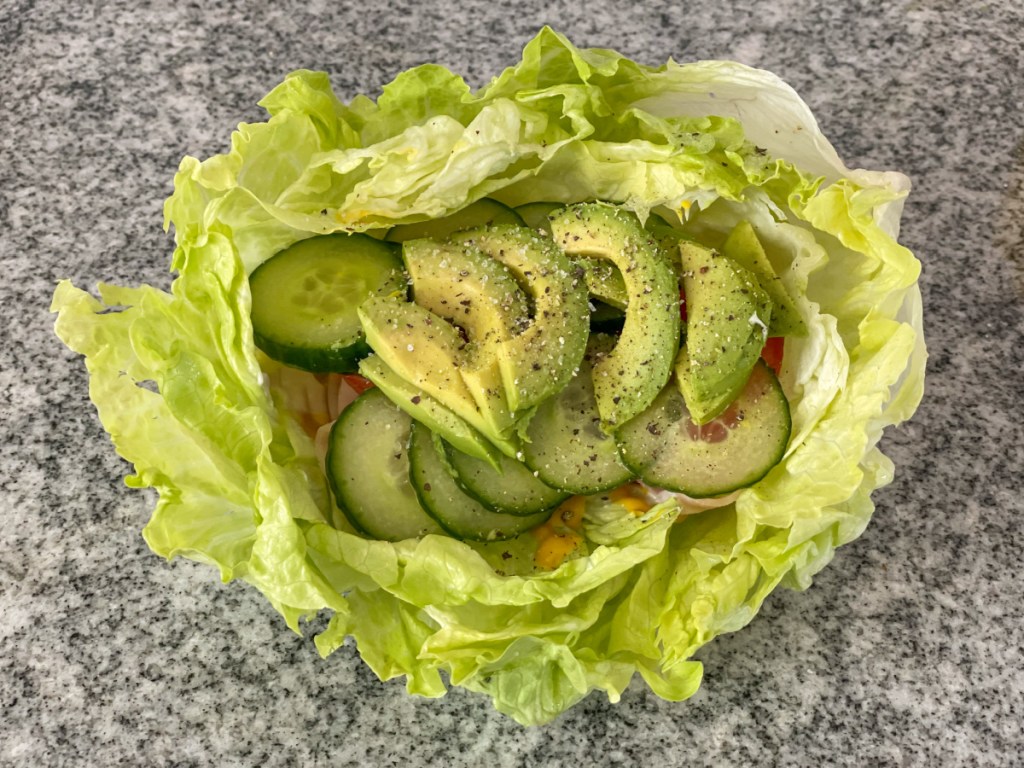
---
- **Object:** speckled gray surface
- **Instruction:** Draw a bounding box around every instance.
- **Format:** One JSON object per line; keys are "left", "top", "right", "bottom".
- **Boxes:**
{"left": 3, "top": 0, "right": 1023, "bottom": 765}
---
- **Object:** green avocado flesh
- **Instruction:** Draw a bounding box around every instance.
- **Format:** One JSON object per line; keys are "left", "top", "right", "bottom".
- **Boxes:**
{"left": 721, "top": 221, "right": 805, "bottom": 337}
{"left": 401, "top": 238, "right": 528, "bottom": 440}
{"left": 676, "top": 241, "right": 773, "bottom": 425}
{"left": 357, "top": 295, "right": 519, "bottom": 459}
{"left": 573, "top": 257, "right": 628, "bottom": 309}
{"left": 549, "top": 203, "right": 681, "bottom": 430}
{"left": 357, "top": 353, "right": 503, "bottom": 467}
{"left": 358, "top": 295, "right": 475, "bottom": 406}
{"left": 449, "top": 225, "right": 590, "bottom": 413}
{"left": 402, "top": 238, "right": 529, "bottom": 348}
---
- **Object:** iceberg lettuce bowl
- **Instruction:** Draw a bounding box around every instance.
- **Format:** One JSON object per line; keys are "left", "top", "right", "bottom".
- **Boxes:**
{"left": 52, "top": 27, "right": 925, "bottom": 725}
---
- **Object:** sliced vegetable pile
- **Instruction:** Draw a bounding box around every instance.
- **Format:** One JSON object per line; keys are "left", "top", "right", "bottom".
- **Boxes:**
{"left": 252, "top": 200, "right": 796, "bottom": 545}
{"left": 51, "top": 28, "right": 925, "bottom": 726}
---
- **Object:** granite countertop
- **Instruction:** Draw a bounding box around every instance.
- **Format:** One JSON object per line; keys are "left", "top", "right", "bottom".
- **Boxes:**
{"left": 3, "top": 0, "right": 1023, "bottom": 765}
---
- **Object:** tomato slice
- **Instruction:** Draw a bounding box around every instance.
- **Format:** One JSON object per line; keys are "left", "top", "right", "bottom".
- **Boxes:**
{"left": 341, "top": 373, "right": 375, "bottom": 395}
{"left": 760, "top": 336, "right": 785, "bottom": 374}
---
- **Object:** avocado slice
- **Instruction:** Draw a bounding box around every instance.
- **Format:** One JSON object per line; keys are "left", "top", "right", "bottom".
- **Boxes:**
{"left": 358, "top": 294, "right": 474, "bottom": 403}
{"left": 357, "top": 354, "right": 504, "bottom": 468}
{"left": 721, "top": 221, "right": 805, "bottom": 337}
{"left": 403, "top": 238, "right": 530, "bottom": 347}
{"left": 572, "top": 256, "right": 628, "bottom": 310}
{"left": 459, "top": 343, "right": 518, "bottom": 442}
{"left": 676, "top": 241, "right": 773, "bottom": 425}
{"left": 549, "top": 203, "right": 681, "bottom": 430}
{"left": 450, "top": 225, "right": 590, "bottom": 413}
{"left": 357, "top": 295, "right": 519, "bottom": 458}
{"left": 402, "top": 239, "right": 530, "bottom": 439}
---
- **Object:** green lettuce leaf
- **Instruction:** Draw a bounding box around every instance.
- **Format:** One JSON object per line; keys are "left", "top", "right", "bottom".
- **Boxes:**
{"left": 53, "top": 26, "right": 924, "bottom": 726}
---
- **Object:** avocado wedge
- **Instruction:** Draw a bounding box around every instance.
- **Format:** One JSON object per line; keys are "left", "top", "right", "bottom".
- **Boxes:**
{"left": 721, "top": 221, "right": 804, "bottom": 337}
{"left": 449, "top": 225, "right": 590, "bottom": 413}
{"left": 549, "top": 203, "right": 681, "bottom": 430}
{"left": 675, "top": 241, "right": 773, "bottom": 425}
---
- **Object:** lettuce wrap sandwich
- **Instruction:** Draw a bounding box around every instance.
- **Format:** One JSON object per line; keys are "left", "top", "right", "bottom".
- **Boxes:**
{"left": 51, "top": 27, "right": 925, "bottom": 725}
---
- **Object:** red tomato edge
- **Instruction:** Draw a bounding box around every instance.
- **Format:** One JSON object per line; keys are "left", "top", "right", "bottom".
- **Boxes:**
{"left": 761, "top": 336, "right": 784, "bottom": 374}
{"left": 341, "top": 373, "right": 375, "bottom": 395}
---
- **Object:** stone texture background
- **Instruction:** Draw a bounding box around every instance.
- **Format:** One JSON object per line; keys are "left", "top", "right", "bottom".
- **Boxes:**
{"left": 2, "top": 0, "right": 1022, "bottom": 765}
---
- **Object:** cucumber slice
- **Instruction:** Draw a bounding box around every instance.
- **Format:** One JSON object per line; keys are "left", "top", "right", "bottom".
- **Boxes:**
{"left": 408, "top": 423, "right": 550, "bottom": 541}
{"left": 445, "top": 443, "right": 569, "bottom": 516}
{"left": 249, "top": 233, "right": 404, "bottom": 373}
{"left": 385, "top": 198, "right": 524, "bottom": 242}
{"left": 616, "top": 361, "right": 791, "bottom": 497}
{"left": 521, "top": 336, "right": 635, "bottom": 494}
{"left": 326, "top": 388, "right": 443, "bottom": 540}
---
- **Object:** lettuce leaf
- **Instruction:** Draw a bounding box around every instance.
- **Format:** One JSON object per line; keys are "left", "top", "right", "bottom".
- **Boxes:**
{"left": 52, "top": 27, "right": 924, "bottom": 726}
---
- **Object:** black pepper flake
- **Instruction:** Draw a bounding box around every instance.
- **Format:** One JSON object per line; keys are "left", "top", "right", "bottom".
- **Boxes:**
{"left": 411, "top": 395, "right": 422, "bottom": 404}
